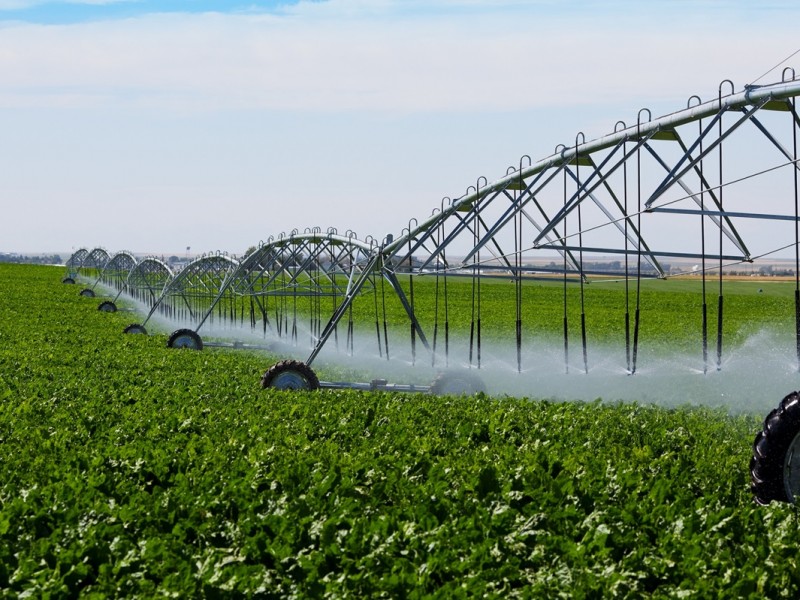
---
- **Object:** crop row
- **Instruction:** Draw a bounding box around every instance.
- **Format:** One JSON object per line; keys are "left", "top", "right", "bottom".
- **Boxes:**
{"left": 1, "top": 264, "right": 799, "bottom": 596}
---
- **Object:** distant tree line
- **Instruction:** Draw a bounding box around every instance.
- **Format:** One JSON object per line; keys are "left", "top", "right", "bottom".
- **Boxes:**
{"left": 754, "top": 265, "right": 795, "bottom": 277}
{"left": 543, "top": 260, "right": 664, "bottom": 276}
{"left": 0, "top": 253, "right": 62, "bottom": 265}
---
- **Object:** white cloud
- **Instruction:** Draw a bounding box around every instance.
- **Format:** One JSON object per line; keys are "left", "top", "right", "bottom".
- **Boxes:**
{"left": 0, "top": 0, "right": 129, "bottom": 8}
{"left": 1, "top": 0, "right": 800, "bottom": 256}
{"left": 0, "top": 0, "right": 42, "bottom": 8}
{"left": 0, "top": 3, "right": 797, "bottom": 114}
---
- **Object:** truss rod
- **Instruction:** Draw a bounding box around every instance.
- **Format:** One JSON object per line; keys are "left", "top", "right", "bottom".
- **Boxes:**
{"left": 650, "top": 207, "right": 800, "bottom": 221}
{"left": 385, "top": 79, "right": 800, "bottom": 256}
{"left": 536, "top": 245, "right": 746, "bottom": 262}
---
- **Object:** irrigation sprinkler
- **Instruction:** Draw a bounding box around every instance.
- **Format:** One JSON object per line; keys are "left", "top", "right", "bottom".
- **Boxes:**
{"left": 125, "top": 253, "right": 236, "bottom": 343}
{"left": 119, "top": 257, "right": 174, "bottom": 333}
{"left": 156, "top": 230, "right": 400, "bottom": 355}
{"left": 260, "top": 359, "right": 478, "bottom": 395}
{"left": 112, "top": 229, "right": 462, "bottom": 393}
{"left": 62, "top": 248, "right": 88, "bottom": 284}
{"left": 205, "top": 231, "right": 381, "bottom": 347}
{"left": 70, "top": 247, "right": 111, "bottom": 297}
{"left": 90, "top": 251, "right": 139, "bottom": 312}
{"left": 259, "top": 76, "right": 800, "bottom": 396}
{"left": 62, "top": 73, "right": 800, "bottom": 495}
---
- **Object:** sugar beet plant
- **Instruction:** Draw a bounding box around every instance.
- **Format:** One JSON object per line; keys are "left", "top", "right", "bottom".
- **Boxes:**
{"left": 2, "top": 263, "right": 800, "bottom": 596}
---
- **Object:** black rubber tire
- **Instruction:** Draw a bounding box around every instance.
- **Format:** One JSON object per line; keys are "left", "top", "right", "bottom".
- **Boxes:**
{"left": 750, "top": 391, "right": 800, "bottom": 505}
{"left": 98, "top": 301, "right": 117, "bottom": 313}
{"left": 167, "top": 329, "right": 203, "bottom": 350}
{"left": 62, "top": 277, "right": 75, "bottom": 284}
{"left": 79, "top": 288, "right": 96, "bottom": 298}
{"left": 123, "top": 323, "right": 148, "bottom": 335}
{"left": 261, "top": 360, "right": 320, "bottom": 391}
{"left": 429, "top": 370, "right": 487, "bottom": 396}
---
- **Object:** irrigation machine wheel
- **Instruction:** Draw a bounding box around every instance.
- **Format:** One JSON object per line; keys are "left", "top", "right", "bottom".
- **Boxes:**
{"left": 79, "top": 288, "right": 96, "bottom": 298}
{"left": 751, "top": 391, "right": 800, "bottom": 505}
{"left": 98, "top": 301, "right": 117, "bottom": 313}
{"left": 123, "top": 323, "right": 148, "bottom": 335}
{"left": 429, "top": 370, "right": 487, "bottom": 396}
{"left": 167, "top": 329, "right": 204, "bottom": 350}
{"left": 62, "top": 277, "right": 75, "bottom": 284}
{"left": 261, "top": 360, "right": 320, "bottom": 391}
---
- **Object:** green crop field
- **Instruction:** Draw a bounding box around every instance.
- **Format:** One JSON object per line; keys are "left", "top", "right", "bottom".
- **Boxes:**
{"left": 266, "top": 270, "right": 798, "bottom": 354}
{"left": 2, "top": 263, "right": 800, "bottom": 597}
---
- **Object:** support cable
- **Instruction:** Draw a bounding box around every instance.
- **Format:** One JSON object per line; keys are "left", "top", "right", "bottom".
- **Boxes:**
{"left": 291, "top": 258, "right": 298, "bottom": 345}
{"left": 331, "top": 247, "right": 339, "bottom": 351}
{"left": 515, "top": 163, "right": 524, "bottom": 373}
{"left": 793, "top": 95, "right": 800, "bottom": 370}
{"left": 431, "top": 202, "right": 446, "bottom": 368}
{"left": 347, "top": 303, "right": 354, "bottom": 357}
{"left": 380, "top": 262, "right": 390, "bottom": 361}
{"left": 562, "top": 166, "right": 570, "bottom": 374}
{"left": 315, "top": 252, "right": 323, "bottom": 348}
{"left": 748, "top": 47, "right": 800, "bottom": 86}
{"left": 309, "top": 254, "right": 316, "bottom": 348}
{"left": 432, "top": 244, "right": 440, "bottom": 368}
{"left": 408, "top": 222, "right": 417, "bottom": 366}
{"left": 632, "top": 111, "right": 649, "bottom": 375}
{"left": 468, "top": 181, "right": 485, "bottom": 370}
{"left": 700, "top": 111, "right": 709, "bottom": 374}
{"left": 621, "top": 125, "right": 631, "bottom": 373}
{"left": 278, "top": 263, "right": 285, "bottom": 339}
{"left": 576, "top": 135, "right": 589, "bottom": 374}
{"left": 477, "top": 187, "right": 483, "bottom": 370}
{"left": 372, "top": 272, "right": 383, "bottom": 358}
{"left": 716, "top": 82, "right": 733, "bottom": 371}
{"left": 443, "top": 220, "right": 450, "bottom": 368}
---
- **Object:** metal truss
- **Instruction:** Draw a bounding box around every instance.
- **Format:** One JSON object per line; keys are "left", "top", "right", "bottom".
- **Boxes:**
{"left": 301, "top": 74, "right": 800, "bottom": 375}
{"left": 137, "top": 253, "right": 239, "bottom": 328}
{"left": 190, "top": 229, "right": 380, "bottom": 343}
{"left": 98, "top": 251, "right": 138, "bottom": 295}
{"left": 69, "top": 73, "right": 800, "bottom": 385}
{"left": 81, "top": 248, "right": 111, "bottom": 277}
{"left": 64, "top": 248, "right": 89, "bottom": 280}
{"left": 391, "top": 77, "right": 800, "bottom": 278}
{"left": 66, "top": 247, "right": 111, "bottom": 296}
{"left": 122, "top": 257, "right": 174, "bottom": 310}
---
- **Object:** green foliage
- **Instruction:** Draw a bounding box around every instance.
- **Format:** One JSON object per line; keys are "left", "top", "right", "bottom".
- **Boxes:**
{"left": 345, "top": 274, "right": 798, "bottom": 359}
{"left": 1, "top": 264, "right": 799, "bottom": 597}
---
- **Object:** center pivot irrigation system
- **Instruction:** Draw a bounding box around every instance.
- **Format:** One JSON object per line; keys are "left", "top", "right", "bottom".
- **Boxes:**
{"left": 66, "top": 73, "right": 800, "bottom": 505}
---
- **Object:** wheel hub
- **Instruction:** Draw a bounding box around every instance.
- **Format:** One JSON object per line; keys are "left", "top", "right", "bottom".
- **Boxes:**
{"left": 271, "top": 371, "right": 311, "bottom": 390}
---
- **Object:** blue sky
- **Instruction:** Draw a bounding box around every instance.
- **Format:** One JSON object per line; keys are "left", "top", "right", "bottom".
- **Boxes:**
{"left": 0, "top": 1, "right": 299, "bottom": 24}
{"left": 0, "top": 0, "right": 524, "bottom": 23}
{"left": 1, "top": 0, "right": 795, "bottom": 24}
{"left": 1, "top": 0, "right": 799, "bottom": 255}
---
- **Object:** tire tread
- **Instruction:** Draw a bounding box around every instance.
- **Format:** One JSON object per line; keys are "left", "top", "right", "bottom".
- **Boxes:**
{"left": 751, "top": 391, "right": 800, "bottom": 504}
{"left": 261, "top": 359, "right": 320, "bottom": 390}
